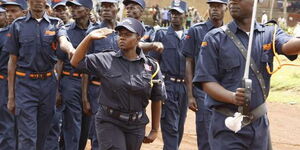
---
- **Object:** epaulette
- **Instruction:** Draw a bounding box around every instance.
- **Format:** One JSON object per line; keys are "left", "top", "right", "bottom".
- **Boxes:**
{"left": 13, "top": 16, "right": 26, "bottom": 23}
{"left": 144, "top": 24, "right": 153, "bottom": 29}
{"left": 86, "top": 23, "right": 104, "bottom": 34}
{"left": 265, "top": 19, "right": 278, "bottom": 26}
{"left": 192, "top": 22, "right": 205, "bottom": 27}
{"left": 64, "top": 23, "right": 72, "bottom": 28}
{"left": 48, "top": 16, "right": 61, "bottom": 21}
{"left": 0, "top": 26, "right": 9, "bottom": 32}
{"left": 156, "top": 27, "right": 168, "bottom": 32}
{"left": 102, "top": 49, "right": 116, "bottom": 53}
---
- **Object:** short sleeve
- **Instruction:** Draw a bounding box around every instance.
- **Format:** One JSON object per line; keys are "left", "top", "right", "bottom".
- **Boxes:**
{"left": 76, "top": 54, "right": 102, "bottom": 75}
{"left": 3, "top": 23, "right": 19, "bottom": 56}
{"left": 150, "top": 62, "right": 167, "bottom": 101}
{"left": 274, "top": 27, "right": 297, "bottom": 60}
{"left": 56, "top": 20, "right": 68, "bottom": 39}
{"left": 193, "top": 33, "right": 219, "bottom": 89}
{"left": 182, "top": 27, "right": 196, "bottom": 58}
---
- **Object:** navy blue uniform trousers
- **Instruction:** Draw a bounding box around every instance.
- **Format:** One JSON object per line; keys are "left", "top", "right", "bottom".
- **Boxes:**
{"left": 15, "top": 75, "right": 56, "bottom": 150}
{"left": 161, "top": 81, "right": 188, "bottom": 150}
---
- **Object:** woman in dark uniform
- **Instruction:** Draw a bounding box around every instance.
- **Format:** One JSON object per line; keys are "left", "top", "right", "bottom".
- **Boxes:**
{"left": 71, "top": 17, "right": 166, "bottom": 150}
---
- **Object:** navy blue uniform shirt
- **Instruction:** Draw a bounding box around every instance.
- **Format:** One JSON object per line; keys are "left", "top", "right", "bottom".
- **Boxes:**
{"left": 3, "top": 12, "right": 67, "bottom": 72}
{"left": 142, "top": 23, "right": 155, "bottom": 42}
{"left": 57, "top": 22, "right": 93, "bottom": 72}
{"left": 0, "top": 26, "right": 10, "bottom": 75}
{"left": 149, "top": 26, "right": 186, "bottom": 78}
{"left": 182, "top": 20, "right": 216, "bottom": 99}
{"left": 77, "top": 48, "right": 166, "bottom": 113}
{"left": 87, "top": 21, "right": 119, "bottom": 54}
{"left": 193, "top": 21, "right": 297, "bottom": 110}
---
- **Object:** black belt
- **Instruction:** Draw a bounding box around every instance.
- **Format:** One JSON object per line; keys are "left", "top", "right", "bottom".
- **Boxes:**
{"left": 101, "top": 105, "right": 143, "bottom": 122}
{"left": 213, "top": 102, "right": 267, "bottom": 127}
{"left": 163, "top": 75, "right": 185, "bottom": 83}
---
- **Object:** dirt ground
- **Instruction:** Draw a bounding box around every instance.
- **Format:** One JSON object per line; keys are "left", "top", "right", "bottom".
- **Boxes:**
{"left": 86, "top": 102, "right": 300, "bottom": 150}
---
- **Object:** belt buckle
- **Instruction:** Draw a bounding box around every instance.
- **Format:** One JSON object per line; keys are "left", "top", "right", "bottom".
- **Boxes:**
{"left": 39, "top": 73, "right": 47, "bottom": 80}
{"left": 119, "top": 114, "right": 129, "bottom": 121}
{"left": 31, "top": 74, "right": 38, "bottom": 79}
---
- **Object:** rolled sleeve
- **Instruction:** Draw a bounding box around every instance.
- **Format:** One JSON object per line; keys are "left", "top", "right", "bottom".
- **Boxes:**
{"left": 275, "top": 27, "right": 297, "bottom": 60}
{"left": 182, "top": 27, "right": 196, "bottom": 58}
{"left": 193, "top": 34, "right": 219, "bottom": 89}
{"left": 3, "top": 23, "right": 19, "bottom": 56}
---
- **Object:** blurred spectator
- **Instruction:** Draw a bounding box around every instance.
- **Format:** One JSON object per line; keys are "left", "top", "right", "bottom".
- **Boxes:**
{"left": 193, "top": 11, "right": 201, "bottom": 24}
{"left": 152, "top": 4, "right": 160, "bottom": 24}
{"left": 294, "top": 22, "right": 300, "bottom": 37}
{"left": 161, "top": 8, "right": 169, "bottom": 27}
{"left": 186, "top": 9, "right": 192, "bottom": 28}
{"left": 261, "top": 11, "right": 268, "bottom": 24}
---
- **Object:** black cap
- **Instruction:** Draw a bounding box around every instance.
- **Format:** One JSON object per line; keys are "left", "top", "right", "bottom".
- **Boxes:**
{"left": 115, "top": 17, "right": 145, "bottom": 37}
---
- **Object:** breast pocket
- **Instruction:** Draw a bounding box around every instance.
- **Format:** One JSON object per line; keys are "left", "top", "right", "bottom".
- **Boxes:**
{"left": 219, "top": 57, "right": 241, "bottom": 84}
{"left": 131, "top": 72, "right": 152, "bottom": 99}
{"left": 161, "top": 39, "right": 177, "bottom": 59}
{"left": 43, "top": 36, "right": 55, "bottom": 50}
{"left": 103, "top": 71, "right": 122, "bottom": 88}
{"left": 19, "top": 36, "right": 35, "bottom": 57}
{"left": 260, "top": 50, "right": 273, "bottom": 78}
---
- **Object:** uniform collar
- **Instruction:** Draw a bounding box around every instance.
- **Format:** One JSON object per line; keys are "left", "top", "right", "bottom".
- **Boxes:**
{"left": 205, "top": 19, "right": 216, "bottom": 31}
{"left": 167, "top": 25, "right": 185, "bottom": 38}
{"left": 69, "top": 21, "right": 92, "bottom": 30}
{"left": 114, "top": 48, "right": 147, "bottom": 62}
{"left": 99, "top": 21, "right": 119, "bottom": 29}
{"left": 25, "top": 11, "right": 50, "bottom": 23}
{"left": 228, "top": 20, "right": 264, "bottom": 33}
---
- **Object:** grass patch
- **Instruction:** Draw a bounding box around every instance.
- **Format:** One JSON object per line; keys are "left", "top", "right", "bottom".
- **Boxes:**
{"left": 267, "top": 56, "right": 300, "bottom": 104}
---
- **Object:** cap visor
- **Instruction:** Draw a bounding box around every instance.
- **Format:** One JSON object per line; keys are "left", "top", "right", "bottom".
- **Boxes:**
{"left": 1, "top": 2, "right": 21, "bottom": 8}
{"left": 115, "top": 25, "right": 137, "bottom": 34}
{"left": 53, "top": 2, "right": 66, "bottom": 9}
{"left": 207, "top": 1, "right": 227, "bottom": 4}
{"left": 66, "top": 1, "right": 82, "bottom": 7}
{"left": 123, "top": 1, "right": 143, "bottom": 8}
{"left": 169, "top": 7, "right": 184, "bottom": 14}
{"left": 101, "top": 0, "right": 118, "bottom": 3}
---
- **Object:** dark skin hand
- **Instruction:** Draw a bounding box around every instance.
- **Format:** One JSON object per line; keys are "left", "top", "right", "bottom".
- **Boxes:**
{"left": 185, "top": 57, "right": 198, "bottom": 112}
{"left": 81, "top": 74, "right": 92, "bottom": 116}
{"left": 55, "top": 60, "right": 64, "bottom": 107}
{"left": 143, "top": 100, "right": 161, "bottom": 143}
{"left": 138, "top": 42, "right": 164, "bottom": 53}
{"left": 7, "top": 55, "right": 17, "bottom": 114}
{"left": 202, "top": 82, "right": 246, "bottom": 106}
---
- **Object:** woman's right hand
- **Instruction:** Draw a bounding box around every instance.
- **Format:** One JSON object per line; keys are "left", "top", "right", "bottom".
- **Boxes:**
{"left": 7, "top": 97, "right": 15, "bottom": 114}
{"left": 88, "top": 28, "right": 114, "bottom": 40}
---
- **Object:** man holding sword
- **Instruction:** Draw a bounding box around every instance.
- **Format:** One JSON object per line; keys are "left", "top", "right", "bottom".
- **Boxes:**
{"left": 193, "top": 0, "right": 300, "bottom": 149}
